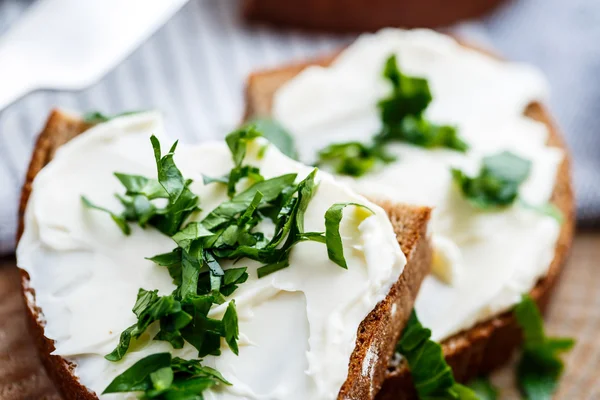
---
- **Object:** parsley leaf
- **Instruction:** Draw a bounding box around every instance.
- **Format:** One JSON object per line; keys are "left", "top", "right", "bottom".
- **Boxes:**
{"left": 515, "top": 295, "right": 574, "bottom": 400}
{"left": 468, "top": 378, "right": 498, "bottom": 400}
{"left": 100, "top": 126, "right": 372, "bottom": 396}
{"left": 317, "top": 142, "right": 396, "bottom": 177}
{"left": 315, "top": 53, "right": 468, "bottom": 177}
{"left": 224, "top": 126, "right": 264, "bottom": 197}
{"left": 105, "top": 290, "right": 189, "bottom": 361}
{"left": 375, "top": 55, "right": 467, "bottom": 152}
{"left": 378, "top": 54, "right": 432, "bottom": 124}
{"left": 243, "top": 118, "right": 299, "bottom": 160}
{"left": 82, "top": 110, "right": 146, "bottom": 124}
{"left": 324, "top": 203, "right": 374, "bottom": 269}
{"left": 82, "top": 135, "right": 199, "bottom": 236}
{"left": 397, "top": 310, "right": 479, "bottom": 399}
{"left": 378, "top": 115, "right": 467, "bottom": 152}
{"left": 81, "top": 196, "right": 130, "bottom": 235}
{"left": 103, "top": 353, "right": 230, "bottom": 396}
{"left": 520, "top": 200, "right": 564, "bottom": 224}
{"left": 452, "top": 151, "right": 532, "bottom": 209}
{"left": 222, "top": 300, "right": 240, "bottom": 355}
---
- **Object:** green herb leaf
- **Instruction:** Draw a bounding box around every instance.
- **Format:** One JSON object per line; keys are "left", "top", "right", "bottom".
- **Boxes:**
{"left": 81, "top": 196, "right": 130, "bottom": 235}
{"left": 82, "top": 110, "right": 146, "bottom": 124}
{"left": 375, "top": 54, "right": 467, "bottom": 153}
{"left": 222, "top": 301, "right": 240, "bottom": 355}
{"left": 379, "top": 54, "right": 432, "bottom": 125}
{"left": 520, "top": 200, "right": 564, "bottom": 224}
{"left": 105, "top": 290, "right": 189, "bottom": 361}
{"left": 201, "top": 174, "right": 297, "bottom": 230}
{"left": 314, "top": 53, "right": 468, "bottom": 178}
{"left": 397, "top": 310, "right": 479, "bottom": 399}
{"left": 103, "top": 352, "right": 171, "bottom": 393}
{"left": 243, "top": 118, "right": 299, "bottom": 159}
{"left": 317, "top": 141, "right": 396, "bottom": 177}
{"left": 172, "top": 222, "right": 214, "bottom": 251}
{"left": 113, "top": 173, "right": 167, "bottom": 199}
{"left": 515, "top": 295, "right": 575, "bottom": 400}
{"left": 103, "top": 353, "right": 229, "bottom": 397}
{"left": 378, "top": 115, "right": 466, "bottom": 152}
{"left": 224, "top": 126, "right": 264, "bottom": 197}
{"left": 324, "top": 203, "right": 374, "bottom": 269}
{"left": 147, "top": 248, "right": 182, "bottom": 286}
{"left": 468, "top": 378, "right": 498, "bottom": 400}
{"left": 149, "top": 367, "right": 174, "bottom": 393}
{"left": 452, "top": 151, "right": 532, "bottom": 209}
{"left": 171, "top": 357, "right": 231, "bottom": 385}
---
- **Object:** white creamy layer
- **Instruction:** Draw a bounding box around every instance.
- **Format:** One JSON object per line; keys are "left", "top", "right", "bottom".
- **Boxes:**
{"left": 273, "top": 28, "right": 563, "bottom": 341}
{"left": 17, "top": 113, "right": 406, "bottom": 399}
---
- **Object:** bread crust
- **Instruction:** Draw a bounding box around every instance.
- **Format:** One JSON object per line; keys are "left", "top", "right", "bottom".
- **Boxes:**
{"left": 16, "top": 110, "right": 432, "bottom": 400}
{"left": 242, "top": 0, "right": 506, "bottom": 32}
{"left": 242, "top": 43, "right": 575, "bottom": 399}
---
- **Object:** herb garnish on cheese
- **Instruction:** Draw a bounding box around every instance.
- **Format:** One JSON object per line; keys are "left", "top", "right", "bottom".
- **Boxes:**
{"left": 317, "top": 141, "right": 396, "bottom": 177}
{"left": 397, "top": 310, "right": 479, "bottom": 399}
{"left": 83, "top": 110, "right": 146, "bottom": 124}
{"left": 451, "top": 151, "right": 532, "bottom": 209}
{"left": 467, "top": 378, "right": 498, "bottom": 400}
{"left": 244, "top": 118, "right": 299, "bottom": 160}
{"left": 316, "top": 54, "right": 468, "bottom": 177}
{"left": 514, "top": 295, "right": 574, "bottom": 400}
{"left": 82, "top": 124, "right": 374, "bottom": 397}
{"left": 103, "top": 353, "right": 231, "bottom": 396}
{"left": 451, "top": 150, "right": 563, "bottom": 221}
{"left": 374, "top": 54, "right": 467, "bottom": 152}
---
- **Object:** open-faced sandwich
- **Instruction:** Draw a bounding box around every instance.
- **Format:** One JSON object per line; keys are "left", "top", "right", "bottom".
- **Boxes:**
{"left": 16, "top": 110, "right": 432, "bottom": 399}
{"left": 245, "top": 28, "right": 575, "bottom": 399}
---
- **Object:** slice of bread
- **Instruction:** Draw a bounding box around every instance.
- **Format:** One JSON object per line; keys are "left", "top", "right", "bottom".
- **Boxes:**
{"left": 242, "top": 0, "right": 506, "bottom": 32}
{"left": 16, "top": 109, "right": 432, "bottom": 400}
{"left": 243, "top": 46, "right": 575, "bottom": 399}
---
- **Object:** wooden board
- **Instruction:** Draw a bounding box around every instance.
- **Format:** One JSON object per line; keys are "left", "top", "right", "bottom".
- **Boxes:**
{"left": 1, "top": 232, "right": 598, "bottom": 399}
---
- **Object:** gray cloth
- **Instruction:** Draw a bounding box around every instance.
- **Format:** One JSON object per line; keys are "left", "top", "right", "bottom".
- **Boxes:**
{"left": 0, "top": 0, "right": 597, "bottom": 254}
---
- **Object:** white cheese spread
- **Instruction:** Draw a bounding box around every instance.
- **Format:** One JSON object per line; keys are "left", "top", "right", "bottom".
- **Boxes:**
{"left": 16, "top": 112, "right": 406, "bottom": 399}
{"left": 272, "top": 28, "right": 563, "bottom": 342}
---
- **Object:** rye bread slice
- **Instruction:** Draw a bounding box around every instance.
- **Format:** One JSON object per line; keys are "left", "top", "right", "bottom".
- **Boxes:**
{"left": 243, "top": 47, "right": 575, "bottom": 399}
{"left": 242, "top": 0, "right": 506, "bottom": 32}
{"left": 16, "top": 109, "right": 432, "bottom": 400}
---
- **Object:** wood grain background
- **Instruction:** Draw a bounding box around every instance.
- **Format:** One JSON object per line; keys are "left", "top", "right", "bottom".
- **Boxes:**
{"left": 0, "top": 232, "right": 598, "bottom": 400}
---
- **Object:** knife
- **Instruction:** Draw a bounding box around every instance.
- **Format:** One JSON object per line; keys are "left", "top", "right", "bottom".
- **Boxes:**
{"left": 0, "top": 0, "right": 188, "bottom": 111}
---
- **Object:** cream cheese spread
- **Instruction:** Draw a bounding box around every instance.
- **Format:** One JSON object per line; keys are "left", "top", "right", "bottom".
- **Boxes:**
{"left": 272, "top": 28, "right": 563, "bottom": 342}
{"left": 16, "top": 112, "right": 406, "bottom": 399}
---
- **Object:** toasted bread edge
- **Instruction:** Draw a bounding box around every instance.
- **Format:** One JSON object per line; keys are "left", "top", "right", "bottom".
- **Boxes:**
{"left": 16, "top": 110, "right": 433, "bottom": 400}
{"left": 242, "top": 45, "right": 575, "bottom": 399}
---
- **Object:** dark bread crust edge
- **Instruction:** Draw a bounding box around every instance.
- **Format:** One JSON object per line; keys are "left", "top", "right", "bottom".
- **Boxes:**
{"left": 16, "top": 110, "right": 433, "bottom": 400}
{"left": 17, "top": 110, "right": 96, "bottom": 400}
{"left": 242, "top": 0, "right": 506, "bottom": 32}
{"left": 242, "top": 45, "right": 575, "bottom": 399}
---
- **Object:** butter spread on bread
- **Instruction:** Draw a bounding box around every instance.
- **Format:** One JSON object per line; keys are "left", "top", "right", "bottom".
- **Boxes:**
{"left": 272, "top": 28, "right": 563, "bottom": 342}
{"left": 16, "top": 112, "right": 408, "bottom": 399}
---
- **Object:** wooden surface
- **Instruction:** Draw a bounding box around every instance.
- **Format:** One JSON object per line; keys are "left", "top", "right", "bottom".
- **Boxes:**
{"left": 0, "top": 232, "right": 598, "bottom": 400}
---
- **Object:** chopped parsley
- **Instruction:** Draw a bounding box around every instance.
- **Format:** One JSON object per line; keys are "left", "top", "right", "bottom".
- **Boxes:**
{"left": 468, "top": 378, "right": 498, "bottom": 400}
{"left": 451, "top": 151, "right": 563, "bottom": 221}
{"left": 375, "top": 55, "right": 467, "bottom": 152}
{"left": 84, "top": 124, "right": 373, "bottom": 397}
{"left": 82, "top": 110, "right": 146, "bottom": 124}
{"left": 242, "top": 118, "right": 299, "bottom": 160}
{"left": 103, "top": 353, "right": 231, "bottom": 396}
{"left": 397, "top": 310, "right": 479, "bottom": 399}
{"left": 317, "top": 142, "right": 396, "bottom": 177}
{"left": 82, "top": 136, "right": 200, "bottom": 236}
{"left": 452, "top": 151, "right": 532, "bottom": 209}
{"left": 316, "top": 54, "right": 468, "bottom": 177}
{"left": 514, "top": 295, "right": 574, "bottom": 400}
